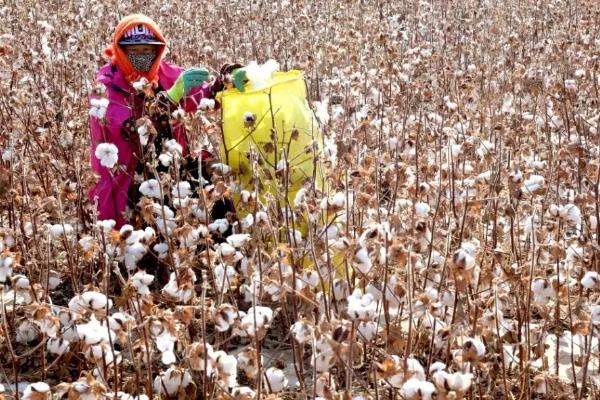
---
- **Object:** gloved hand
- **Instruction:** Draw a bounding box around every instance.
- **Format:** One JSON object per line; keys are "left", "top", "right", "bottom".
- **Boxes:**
{"left": 220, "top": 63, "right": 247, "bottom": 92}
{"left": 231, "top": 68, "right": 248, "bottom": 92}
{"left": 166, "top": 68, "right": 210, "bottom": 103}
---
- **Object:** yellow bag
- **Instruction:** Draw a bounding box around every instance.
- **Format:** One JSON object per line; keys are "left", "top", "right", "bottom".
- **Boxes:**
{"left": 215, "top": 70, "right": 323, "bottom": 205}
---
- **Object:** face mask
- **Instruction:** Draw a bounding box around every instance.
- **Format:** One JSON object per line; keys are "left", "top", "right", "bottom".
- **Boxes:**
{"left": 128, "top": 52, "right": 156, "bottom": 72}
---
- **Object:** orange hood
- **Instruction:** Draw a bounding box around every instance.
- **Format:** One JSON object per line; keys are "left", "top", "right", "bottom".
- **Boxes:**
{"left": 103, "top": 14, "right": 166, "bottom": 84}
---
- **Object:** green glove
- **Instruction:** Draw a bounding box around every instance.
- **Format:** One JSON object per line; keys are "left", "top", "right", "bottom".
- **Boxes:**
{"left": 166, "top": 68, "right": 210, "bottom": 103}
{"left": 232, "top": 68, "right": 248, "bottom": 92}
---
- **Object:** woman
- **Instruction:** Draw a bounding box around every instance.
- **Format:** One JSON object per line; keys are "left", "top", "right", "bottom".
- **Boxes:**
{"left": 89, "top": 14, "right": 227, "bottom": 228}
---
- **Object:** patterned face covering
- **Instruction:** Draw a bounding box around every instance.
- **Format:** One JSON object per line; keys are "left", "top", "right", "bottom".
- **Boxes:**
{"left": 128, "top": 52, "right": 156, "bottom": 72}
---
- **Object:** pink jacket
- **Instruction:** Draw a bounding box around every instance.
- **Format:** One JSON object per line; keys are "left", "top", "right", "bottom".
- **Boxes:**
{"left": 89, "top": 61, "right": 211, "bottom": 227}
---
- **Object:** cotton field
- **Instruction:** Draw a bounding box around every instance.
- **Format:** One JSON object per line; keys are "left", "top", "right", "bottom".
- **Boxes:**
{"left": 1, "top": 0, "right": 600, "bottom": 399}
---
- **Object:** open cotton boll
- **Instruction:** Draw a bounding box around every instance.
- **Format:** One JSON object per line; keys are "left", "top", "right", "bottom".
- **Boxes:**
{"left": 400, "top": 378, "right": 437, "bottom": 400}
{"left": 581, "top": 271, "right": 599, "bottom": 289}
{"left": 559, "top": 204, "right": 581, "bottom": 226}
{"left": 131, "top": 270, "right": 154, "bottom": 295}
{"left": 49, "top": 223, "right": 74, "bottom": 238}
{"left": 159, "top": 153, "right": 174, "bottom": 167}
{"left": 77, "top": 316, "right": 112, "bottom": 345}
{"left": 139, "top": 179, "right": 161, "bottom": 198}
{"left": 211, "top": 163, "right": 231, "bottom": 175}
{"left": 22, "top": 382, "right": 51, "bottom": 399}
{"left": 199, "top": 97, "right": 216, "bottom": 110}
{"left": 153, "top": 242, "right": 169, "bottom": 259}
{"left": 124, "top": 242, "right": 146, "bottom": 271}
{"left": 214, "top": 351, "right": 238, "bottom": 387}
{"left": 462, "top": 337, "right": 486, "bottom": 361}
{"left": 244, "top": 59, "right": 280, "bottom": 90}
{"left": 347, "top": 289, "right": 378, "bottom": 321}
{"left": 153, "top": 367, "right": 192, "bottom": 397}
{"left": 291, "top": 320, "right": 314, "bottom": 344}
{"left": 331, "top": 192, "right": 346, "bottom": 208}
{"left": 0, "top": 254, "right": 14, "bottom": 283}
{"left": 265, "top": 367, "right": 288, "bottom": 393}
{"left": 214, "top": 264, "right": 237, "bottom": 293}
{"left": 209, "top": 218, "right": 230, "bottom": 234}
{"left": 531, "top": 278, "right": 555, "bottom": 305}
{"left": 226, "top": 234, "right": 251, "bottom": 248}
{"left": 165, "top": 139, "right": 183, "bottom": 155}
{"left": 172, "top": 181, "right": 192, "bottom": 198}
{"left": 522, "top": 174, "right": 545, "bottom": 194}
{"left": 156, "top": 332, "right": 177, "bottom": 365}
{"left": 95, "top": 143, "right": 119, "bottom": 168}
{"left": 69, "top": 291, "right": 112, "bottom": 312}
{"left": 240, "top": 306, "right": 274, "bottom": 337}
{"left": 16, "top": 320, "right": 39, "bottom": 344}
{"left": 357, "top": 321, "right": 378, "bottom": 341}
{"left": 415, "top": 202, "right": 430, "bottom": 218}
{"left": 96, "top": 219, "right": 116, "bottom": 232}
{"left": 47, "top": 337, "right": 70, "bottom": 355}
{"left": 353, "top": 247, "right": 373, "bottom": 274}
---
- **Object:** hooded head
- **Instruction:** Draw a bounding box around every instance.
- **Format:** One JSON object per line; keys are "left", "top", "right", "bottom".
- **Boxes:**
{"left": 104, "top": 14, "right": 166, "bottom": 83}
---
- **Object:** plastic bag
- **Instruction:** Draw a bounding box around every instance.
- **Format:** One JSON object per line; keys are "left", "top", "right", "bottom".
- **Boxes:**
{"left": 215, "top": 70, "right": 323, "bottom": 204}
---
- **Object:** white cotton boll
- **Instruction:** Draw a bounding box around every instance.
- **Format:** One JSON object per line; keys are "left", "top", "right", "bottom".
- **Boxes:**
{"left": 172, "top": 181, "right": 192, "bottom": 198}
{"left": 243, "top": 111, "right": 256, "bottom": 124}
{"left": 211, "top": 163, "right": 231, "bottom": 174}
{"left": 581, "top": 271, "right": 599, "bottom": 289}
{"left": 96, "top": 219, "right": 116, "bottom": 232}
{"left": 214, "top": 352, "right": 238, "bottom": 387}
{"left": 124, "top": 242, "right": 146, "bottom": 271}
{"left": 523, "top": 175, "right": 545, "bottom": 194}
{"left": 565, "top": 79, "right": 577, "bottom": 91}
{"left": 265, "top": 367, "right": 288, "bottom": 393}
{"left": 153, "top": 367, "right": 192, "bottom": 397}
{"left": 463, "top": 337, "right": 486, "bottom": 359}
{"left": 510, "top": 169, "right": 523, "bottom": 183}
{"left": 139, "top": 179, "right": 161, "bottom": 198}
{"left": 357, "top": 321, "right": 378, "bottom": 341}
{"left": 0, "top": 255, "right": 13, "bottom": 283}
{"left": 47, "top": 337, "right": 70, "bottom": 355}
{"left": 49, "top": 223, "right": 74, "bottom": 238}
{"left": 226, "top": 234, "right": 251, "bottom": 248}
{"left": 89, "top": 98, "right": 109, "bottom": 119}
{"left": 171, "top": 108, "right": 185, "bottom": 120}
{"left": 255, "top": 211, "right": 269, "bottom": 225}
{"left": 165, "top": 139, "right": 183, "bottom": 155}
{"left": 156, "top": 333, "right": 176, "bottom": 365}
{"left": 94, "top": 143, "right": 119, "bottom": 168}
{"left": 80, "top": 291, "right": 112, "bottom": 311}
{"left": 218, "top": 243, "right": 237, "bottom": 257}
{"left": 401, "top": 378, "right": 437, "bottom": 400}
{"left": 13, "top": 274, "right": 30, "bottom": 290}
{"left": 22, "top": 382, "right": 50, "bottom": 399}
{"left": 214, "top": 264, "right": 237, "bottom": 294}
{"left": 291, "top": 320, "right": 314, "bottom": 344}
{"left": 591, "top": 305, "right": 600, "bottom": 323}
{"left": 143, "top": 226, "right": 155, "bottom": 242}
{"left": 353, "top": 247, "right": 373, "bottom": 274}
{"left": 159, "top": 153, "right": 174, "bottom": 167}
{"left": 347, "top": 289, "right": 378, "bottom": 321}
{"left": 209, "top": 218, "right": 230, "bottom": 234}
{"left": 153, "top": 242, "right": 169, "bottom": 258}
{"left": 244, "top": 59, "right": 280, "bottom": 90}
{"left": 132, "top": 77, "right": 149, "bottom": 92}
{"left": 199, "top": 98, "right": 216, "bottom": 110}
{"left": 452, "top": 249, "right": 475, "bottom": 269}
{"left": 314, "top": 99, "right": 330, "bottom": 125}
{"left": 232, "top": 387, "right": 256, "bottom": 398}
{"left": 531, "top": 278, "right": 555, "bottom": 305}
{"left": 560, "top": 204, "right": 581, "bottom": 226}
{"left": 16, "top": 320, "right": 39, "bottom": 344}
{"left": 331, "top": 192, "right": 346, "bottom": 208}
{"left": 241, "top": 306, "right": 274, "bottom": 337}
{"left": 333, "top": 279, "right": 349, "bottom": 299}
{"left": 132, "top": 270, "right": 154, "bottom": 295}
{"left": 415, "top": 202, "right": 430, "bottom": 218}
{"left": 77, "top": 316, "right": 111, "bottom": 345}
